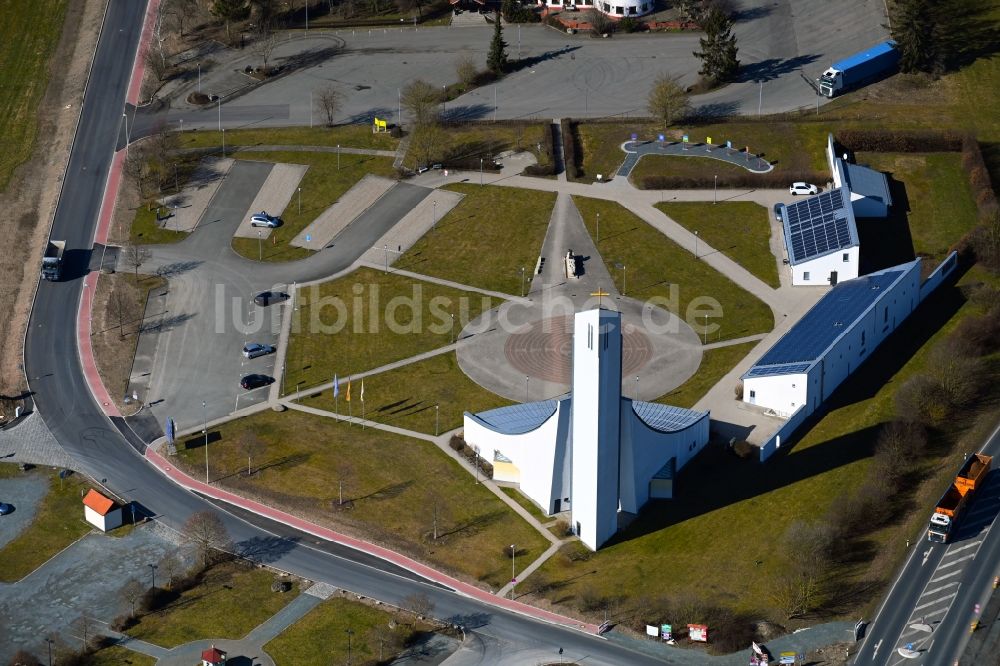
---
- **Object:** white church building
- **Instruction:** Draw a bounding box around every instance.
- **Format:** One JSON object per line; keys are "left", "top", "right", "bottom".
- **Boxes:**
{"left": 463, "top": 308, "right": 709, "bottom": 551}
{"left": 538, "top": 0, "right": 655, "bottom": 18}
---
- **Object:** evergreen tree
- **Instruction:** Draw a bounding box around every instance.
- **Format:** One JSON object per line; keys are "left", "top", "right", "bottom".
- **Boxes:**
{"left": 487, "top": 14, "right": 509, "bottom": 75}
{"left": 890, "top": 0, "right": 943, "bottom": 73}
{"left": 692, "top": 8, "right": 740, "bottom": 84}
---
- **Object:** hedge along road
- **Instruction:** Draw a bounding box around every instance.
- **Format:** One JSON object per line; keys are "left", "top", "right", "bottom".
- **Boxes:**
{"left": 131, "top": 0, "right": 890, "bottom": 138}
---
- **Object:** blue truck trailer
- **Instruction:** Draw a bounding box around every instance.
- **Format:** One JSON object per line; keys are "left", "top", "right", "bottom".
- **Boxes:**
{"left": 818, "top": 41, "right": 899, "bottom": 98}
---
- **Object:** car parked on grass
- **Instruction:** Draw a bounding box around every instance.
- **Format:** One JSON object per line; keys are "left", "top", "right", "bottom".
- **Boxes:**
{"left": 789, "top": 182, "right": 819, "bottom": 196}
{"left": 0, "top": 502, "right": 13, "bottom": 515}
{"left": 240, "top": 374, "right": 273, "bottom": 390}
{"left": 250, "top": 211, "right": 281, "bottom": 228}
{"left": 253, "top": 291, "right": 289, "bottom": 306}
{"left": 242, "top": 343, "right": 275, "bottom": 359}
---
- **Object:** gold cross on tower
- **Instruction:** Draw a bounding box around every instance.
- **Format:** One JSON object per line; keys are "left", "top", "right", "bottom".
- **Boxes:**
{"left": 590, "top": 287, "right": 610, "bottom": 308}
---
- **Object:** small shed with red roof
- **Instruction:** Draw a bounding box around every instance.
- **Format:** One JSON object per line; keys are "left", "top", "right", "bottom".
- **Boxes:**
{"left": 201, "top": 646, "right": 227, "bottom": 666}
{"left": 82, "top": 489, "right": 122, "bottom": 532}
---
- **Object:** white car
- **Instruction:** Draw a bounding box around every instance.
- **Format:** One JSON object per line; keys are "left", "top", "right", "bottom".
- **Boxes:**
{"left": 250, "top": 212, "right": 281, "bottom": 228}
{"left": 789, "top": 182, "right": 819, "bottom": 196}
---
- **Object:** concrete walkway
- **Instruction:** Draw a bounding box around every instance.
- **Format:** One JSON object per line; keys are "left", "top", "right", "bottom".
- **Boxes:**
{"left": 618, "top": 139, "right": 775, "bottom": 178}
{"left": 233, "top": 162, "right": 309, "bottom": 239}
{"left": 158, "top": 157, "right": 233, "bottom": 233}
{"left": 291, "top": 174, "right": 396, "bottom": 249}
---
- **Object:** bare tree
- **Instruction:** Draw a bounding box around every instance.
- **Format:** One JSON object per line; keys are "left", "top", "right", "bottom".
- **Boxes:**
{"left": 8, "top": 650, "right": 43, "bottom": 666}
{"left": 109, "top": 283, "right": 141, "bottom": 338}
{"left": 400, "top": 79, "right": 441, "bottom": 127}
{"left": 71, "top": 612, "right": 98, "bottom": 651}
{"left": 123, "top": 243, "right": 153, "bottom": 279}
{"left": 123, "top": 145, "right": 149, "bottom": 198}
{"left": 455, "top": 53, "right": 477, "bottom": 87}
{"left": 769, "top": 520, "right": 833, "bottom": 619}
{"left": 408, "top": 124, "right": 446, "bottom": 169}
{"left": 315, "top": 84, "right": 343, "bottom": 127}
{"left": 158, "top": 552, "right": 183, "bottom": 588}
{"left": 252, "top": 21, "right": 279, "bottom": 73}
{"left": 211, "top": 0, "right": 251, "bottom": 43}
{"left": 647, "top": 73, "right": 691, "bottom": 128}
{"left": 239, "top": 430, "right": 264, "bottom": 476}
{"left": 586, "top": 9, "right": 614, "bottom": 36}
{"left": 402, "top": 591, "right": 435, "bottom": 618}
{"left": 120, "top": 578, "right": 146, "bottom": 617}
{"left": 144, "top": 47, "right": 170, "bottom": 83}
{"left": 183, "top": 510, "right": 232, "bottom": 567}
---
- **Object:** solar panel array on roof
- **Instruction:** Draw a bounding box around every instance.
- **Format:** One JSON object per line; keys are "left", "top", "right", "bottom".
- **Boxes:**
{"left": 754, "top": 266, "right": 910, "bottom": 367}
{"left": 470, "top": 400, "right": 558, "bottom": 435}
{"left": 632, "top": 401, "right": 706, "bottom": 433}
{"left": 783, "top": 188, "right": 857, "bottom": 264}
{"left": 745, "top": 363, "right": 812, "bottom": 378}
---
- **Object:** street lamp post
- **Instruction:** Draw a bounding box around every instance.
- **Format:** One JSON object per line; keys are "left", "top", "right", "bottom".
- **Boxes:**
{"left": 615, "top": 262, "right": 626, "bottom": 296}
{"left": 480, "top": 157, "right": 484, "bottom": 186}
{"left": 450, "top": 313, "right": 455, "bottom": 343}
{"left": 257, "top": 230, "right": 262, "bottom": 261}
{"left": 435, "top": 404, "right": 439, "bottom": 436}
{"left": 758, "top": 79, "right": 763, "bottom": 116}
{"left": 298, "top": 187, "right": 302, "bottom": 214}
{"left": 520, "top": 266, "right": 525, "bottom": 297}
{"left": 714, "top": 174, "right": 717, "bottom": 204}
{"left": 383, "top": 244, "right": 389, "bottom": 273}
{"left": 694, "top": 230, "right": 699, "bottom": 258}
{"left": 510, "top": 544, "right": 516, "bottom": 600}
{"left": 46, "top": 638, "right": 53, "bottom": 666}
{"left": 635, "top": 375, "right": 639, "bottom": 400}
{"left": 202, "top": 401, "right": 208, "bottom": 483}
{"left": 218, "top": 95, "right": 221, "bottom": 131}
{"left": 149, "top": 563, "right": 157, "bottom": 589}
{"left": 346, "top": 628, "right": 354, "bottom": 666}
{"left": 222, "top": 128, "right": 226, "bottom": 157}
{"left": 337, "top": 144, "right": 341, "bottom": 170}
{"left": 197, "top": 62, "right": 201, "bottom": 93}
{"left": 432, "top": 200, "right": 437, "bottom": 230}
{"left": 525, "top": 375, "right": 529, "bottom": 402}
{"left": 596, "top": 212, "right": 600, "bottom": 243}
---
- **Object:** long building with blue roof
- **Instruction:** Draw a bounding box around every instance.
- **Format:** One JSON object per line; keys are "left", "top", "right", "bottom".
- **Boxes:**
{"left": 742, "top": 258, "right": 922, "bottom": 418}
{"left": 463, "top": 308, "right": 710, "bottom": 551}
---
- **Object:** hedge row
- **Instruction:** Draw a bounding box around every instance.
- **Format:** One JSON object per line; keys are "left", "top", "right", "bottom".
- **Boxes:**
{"left": 835, "top": 129, "right": 964, "bottom": 153}
{"left": 524, "top": 122, "right": 556, "bottom": 177}
{"left": 960, "top": 135, "right": 1000, "bottom": 223}
{"left": 561, "top": 118, "right": 584, "bottom": 180}
{"left": 638, "top": 169, "right": 828, "bottom": 190}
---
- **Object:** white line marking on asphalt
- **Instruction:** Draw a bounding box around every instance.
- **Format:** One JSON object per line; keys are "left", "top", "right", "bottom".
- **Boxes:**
{"left": 930, "top": 569, "right": 961, "bottom": 583}
{"left": 922, "top": 582, "right": 959, "bottom": 597}
{"left": 914, "top": 592, "right": 957, "bottom": 611}
{"left": 922, "top": 607, "right": 948, "bottom": 619}
{"left": 938, "top": 553, "right": 975, "bottom": 569}
{"left": 872, "top": 639, "right": 882, "bottom": 659}
{"left": 945, "top": 541, "right": 981, "bottom": 556}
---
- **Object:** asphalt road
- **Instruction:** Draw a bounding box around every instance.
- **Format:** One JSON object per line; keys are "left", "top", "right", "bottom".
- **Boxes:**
{"left": 855, "top": 423, "right": 1000, "bottom": 665}
{"left": 132, "top": 0, "right": 890, "bottom": 137}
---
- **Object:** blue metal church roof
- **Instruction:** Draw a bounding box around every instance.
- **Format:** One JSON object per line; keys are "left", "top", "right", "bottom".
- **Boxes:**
{"left": 632, "top": 401, "right": 707, "bottom": 433}
{"left": 466, "top": 400, "right": 558, "bottom": 435}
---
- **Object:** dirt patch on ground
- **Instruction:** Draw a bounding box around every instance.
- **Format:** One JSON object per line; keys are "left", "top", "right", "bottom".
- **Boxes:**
{"left": 91, "top": 272, "right": 166, "bottom": 415}
{"left": 0, "top": 0, "right": 107, "bottom": 397}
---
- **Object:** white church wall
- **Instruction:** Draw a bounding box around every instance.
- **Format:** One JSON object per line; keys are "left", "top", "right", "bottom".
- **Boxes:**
{"left": 743, "top": 372, "right": 810, "bottom": 418}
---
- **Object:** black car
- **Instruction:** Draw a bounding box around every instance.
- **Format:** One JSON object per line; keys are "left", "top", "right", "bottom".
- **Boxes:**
{"left": 240, "top": 374, "right": 273, "bottom": 390}
{"left": 253, "top": 291, "right": 289, "bottom": 307}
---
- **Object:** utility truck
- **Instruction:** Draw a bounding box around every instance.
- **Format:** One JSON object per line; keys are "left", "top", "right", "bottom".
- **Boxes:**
{"left": 41, "top": 240, "right": 66, "bottom": 281}
{"left": 927, "top": 453, "right": 992, "bottom": 543}
{"left": 818, "top": 41, "right": 899, "bottom": 98}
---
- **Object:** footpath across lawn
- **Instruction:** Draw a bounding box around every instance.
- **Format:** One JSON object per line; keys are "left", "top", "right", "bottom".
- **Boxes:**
{"left": 179, "top": 125, "right": 399, "bottom": 152}
{"left": 173, "top": 408, "right": 548, "bottom": 589}
{"left": 573, "top": 196, "right": 774, "bottom": 342}
{"left": 264, "top": 596, "right": 437, "bottom": 666}
{"left": 286, "top": 267, "right": 499, "bottom": 390}
{"left": 656, "top": 202, "right": 780, "bottom": 289}
{"left": 396, "top": 184, "right": 555, "bottom": 294}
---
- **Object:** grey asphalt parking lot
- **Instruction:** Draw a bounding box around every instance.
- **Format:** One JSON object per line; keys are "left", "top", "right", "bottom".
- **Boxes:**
{"left": 0, "top": 522, "right": 195, "bottom": 664}
{"left": 0, "top": 472, "right": 48, "bottom": 549}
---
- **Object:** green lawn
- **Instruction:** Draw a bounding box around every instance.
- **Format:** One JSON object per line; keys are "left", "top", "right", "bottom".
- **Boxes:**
{"left": 129, "top": 562, "right": 298, "bottom": 648}
{"left": 174, "top": 408, "right": 547, "bottom": 588}
{"left": 404, "top": 122, "right": 551, "bottom": 172}
{"left": 286, "top": 267, "right": 499, "bottom": 390}
{"left": 657, "top": 341, "right": 758, "bottom": 408}
{"left": 129, "top": 205, "right": 187, "bottom": 244}
{"left": 501, "top": 486, "right": 550, "bottom": 522}
{"left": 178, "top": 125, "right": 399, "bottom": 151}
{"left": 395, "top": 184, "right": 555, "bottom": 294}
{"left": 656, "top": 202, "right": 781, "bottom": 289}
{"left": 84, "top": 646, "right": 156, "bottom": 666}
{"left": 0, "top": 470, "right": 94, "bottom": 583}
{"left": 299, "top": 352, "right": 513, "bottom": 435}
{"left": 573, "top": 121, "right": 829, "bottom": 183}
{"left": 855, "top": 152, "right": 979, "bottom": 263}
{"left": 573, "top": 196, "right": 774, "bottom": 342}
{"left": 631, "top": 153, "right": 756, "bottom": 183}
{"left": 0, "top": 0, "right": 69, "bottom": 190}
{"left": 229, "top": 151, "right": 396, "bottom": 262}
{"left": 529, "top": 267, "right": 994, "bottom": 623}
{"left": 264, "top": 597, "right": 433, "bottom": 666}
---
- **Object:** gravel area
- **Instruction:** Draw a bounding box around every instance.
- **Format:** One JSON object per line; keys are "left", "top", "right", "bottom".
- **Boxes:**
{"left": 290, "top": 174, "right": 395, "bottom": 250}
{"left": 233, "top": 161, "right": 309, "bottom": 239}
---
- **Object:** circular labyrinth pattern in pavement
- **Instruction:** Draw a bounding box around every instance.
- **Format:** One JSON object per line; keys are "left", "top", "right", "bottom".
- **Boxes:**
{"left": 504, "top": 315, "right": 653, "bottom": 384}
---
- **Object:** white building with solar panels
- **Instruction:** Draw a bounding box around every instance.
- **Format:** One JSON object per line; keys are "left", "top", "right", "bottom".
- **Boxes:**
{"left": 742, "top": 258, "right": 921, "bottom": 418}
{"left": 463, "top": 308, "right": 709, "bottom": 551}
{"left": 779, "top": 187, "right": 860, "bottom": 286}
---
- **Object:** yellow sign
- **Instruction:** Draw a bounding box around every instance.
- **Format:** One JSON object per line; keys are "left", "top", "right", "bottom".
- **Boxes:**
{"left": 373, "top": 117, "right": 388, "bottom": 132}
{"left": 706, "top": 136, "right": 712, "bottom": 145}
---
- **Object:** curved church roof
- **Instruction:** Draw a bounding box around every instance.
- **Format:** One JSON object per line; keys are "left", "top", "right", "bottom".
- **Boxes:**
{"left": 631, "top": 401, "right": 707, "bottom": 433}
{"left": 465, "top": 400, "right": 559, "bottom": 435}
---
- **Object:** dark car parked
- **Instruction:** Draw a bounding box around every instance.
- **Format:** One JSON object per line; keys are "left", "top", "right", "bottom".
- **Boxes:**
{"left": 253, "top": 291, "right": 289, "bottom": 307}
{"left": 240, "top": 374, "right": 273, "bottom": 390}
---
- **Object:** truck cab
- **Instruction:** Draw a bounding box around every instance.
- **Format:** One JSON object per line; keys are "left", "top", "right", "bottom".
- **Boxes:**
{"left": 819, "top": 69, "right": 842, "bottom": 97}
{"left": 927, "top": 512, "right": 952, "bottom": 543}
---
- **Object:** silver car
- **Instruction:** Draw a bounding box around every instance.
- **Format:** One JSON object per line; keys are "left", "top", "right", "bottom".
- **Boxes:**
{"left": 250, "top": 211, "right": 281, "bottom": 228}
{"left": 242, "top": 343, "right": 275, "bottom": 359}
